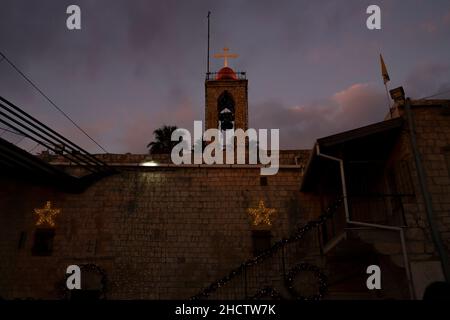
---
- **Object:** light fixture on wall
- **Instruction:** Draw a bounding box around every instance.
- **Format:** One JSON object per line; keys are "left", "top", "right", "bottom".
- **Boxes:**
{"left": 140, "top": 161, "right": 158, "bottom": 167}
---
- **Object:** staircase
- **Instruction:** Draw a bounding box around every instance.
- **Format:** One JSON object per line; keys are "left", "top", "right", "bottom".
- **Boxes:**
{"left": 192, "top": 198, "right": 343, "bottom": 300}
{"left": 193, "top": 196, "right": 411, "bottom": 300}
{"left": 325, "top": 229, "right": 410, "bottom": 299}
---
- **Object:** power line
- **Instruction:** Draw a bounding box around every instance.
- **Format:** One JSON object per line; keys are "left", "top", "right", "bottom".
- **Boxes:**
{"left": 0, "top": 125, "right": 26, "bottom": 145}
{"left": 419, "top": 87, "right": 450, "bottom": 100}
{"left": 1, "top": 125, "right": 51, "bottom": 154}
{"left": 0, "top": 50, "right": 109, "bottom": 153}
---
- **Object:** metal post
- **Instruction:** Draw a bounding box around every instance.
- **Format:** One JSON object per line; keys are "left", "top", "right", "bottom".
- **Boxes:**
{"left": 207, "top": 11, "right": 211, "bottom": 76}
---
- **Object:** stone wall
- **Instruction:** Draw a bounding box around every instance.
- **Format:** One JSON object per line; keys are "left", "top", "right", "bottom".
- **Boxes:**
{"left": 0, "top": 165, "right": 308, "bottom": 299}
{"left": 411, "top": 104, "right": 450, "bottom": 252}
{"left": 392, "top": 101, "right": 450, "bottom": 297}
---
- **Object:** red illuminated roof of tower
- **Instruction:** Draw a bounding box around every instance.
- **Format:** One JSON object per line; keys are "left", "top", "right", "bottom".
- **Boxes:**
{"left": 216, "top": 67, "right": 237, "bottom": 80}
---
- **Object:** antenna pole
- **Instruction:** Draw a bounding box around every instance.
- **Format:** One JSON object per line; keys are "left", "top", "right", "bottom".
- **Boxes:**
{"left": 207, "top": 11, "right": 211, "bottom": 76}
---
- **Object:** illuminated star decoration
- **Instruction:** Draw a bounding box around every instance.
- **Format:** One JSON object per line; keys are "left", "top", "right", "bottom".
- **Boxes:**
{"left": 33, "top": 201, "right": 60, "bottom": 227}
{"left": 247, "top": 200, "right": 277, "bottom": 226}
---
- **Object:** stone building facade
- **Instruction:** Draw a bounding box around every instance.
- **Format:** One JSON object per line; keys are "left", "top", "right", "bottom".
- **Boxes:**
{"left": 0, "top": 151, "right": 311, "bottom": 299}
{"left": 1, "top": 64, "right": 450, "bottom": 300}
{"left": 299, "top": 98, "right": 450, "bottom": 299}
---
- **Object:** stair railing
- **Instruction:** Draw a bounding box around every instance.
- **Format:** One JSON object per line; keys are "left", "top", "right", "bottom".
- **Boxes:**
{"left": 192, "top": 197, "right": 343, "bottom": 300}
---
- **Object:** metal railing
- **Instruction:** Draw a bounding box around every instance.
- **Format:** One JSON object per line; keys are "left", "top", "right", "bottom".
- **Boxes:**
{"left": 319, "top": 200, "right": 347, "bottom": 247}
{"left": 205, "top": 71, "right": 247, "bottom": 81}
{"left": 320, "top": 194, "right": 410, "bottom": 250}
{"left": 347, "top": 194, "right": 409, "bottom": 227}
{"left": 192, "top": 198, "right": 343, "bottom": 300}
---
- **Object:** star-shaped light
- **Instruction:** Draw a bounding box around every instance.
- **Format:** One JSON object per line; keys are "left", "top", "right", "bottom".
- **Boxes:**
{"left": 247, "top": 200, "right": 277, "bottom": 226}
{"left": 33, "top": 201, "right": 60, "bottom": 227}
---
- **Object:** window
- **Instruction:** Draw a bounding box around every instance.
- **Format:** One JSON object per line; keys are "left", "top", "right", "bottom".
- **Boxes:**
{"left": 217, "top": 91, "right": 235, "bottom": 130}
{"left": 32, "top": 228, "right": 55, "bottom": 256}
{"left": 252, "top": 230, "right": 272, "bottom": 256}
{"left": 260, "top": 177, "right": 268, "bottom": 186}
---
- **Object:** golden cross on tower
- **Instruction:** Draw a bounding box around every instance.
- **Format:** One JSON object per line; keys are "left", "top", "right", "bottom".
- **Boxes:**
{"left": 213, "top": 47, "right": 238, "bottom": 67}
{"left": 247, "top": 200, "right": 277, "bottom": 226}
{"left": 33, "top": 201, "right": 61, "bottom": 227}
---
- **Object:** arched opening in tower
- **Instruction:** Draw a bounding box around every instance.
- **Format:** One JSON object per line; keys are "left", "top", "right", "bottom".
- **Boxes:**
{"left": 217, "top": 90, "right": 235, "bottom": 131}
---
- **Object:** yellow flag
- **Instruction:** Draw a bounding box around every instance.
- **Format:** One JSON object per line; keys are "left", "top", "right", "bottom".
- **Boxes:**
{"left": 380, "top": 54, "right": 390, "bottom": 84}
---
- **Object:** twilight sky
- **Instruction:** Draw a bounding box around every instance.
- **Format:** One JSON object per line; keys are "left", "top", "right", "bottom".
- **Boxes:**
{"left": 1, "top": 0, "right": 450, "bottom": 154}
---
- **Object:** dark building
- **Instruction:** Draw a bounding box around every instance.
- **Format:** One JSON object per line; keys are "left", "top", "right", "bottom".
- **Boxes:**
{"left": 1, "top": 63, "right": 450, "bottom": 299}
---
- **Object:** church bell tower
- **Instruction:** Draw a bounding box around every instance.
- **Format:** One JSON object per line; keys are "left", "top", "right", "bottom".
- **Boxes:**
{"left": 205, "top": 48, "right": 248, "bottom": 132}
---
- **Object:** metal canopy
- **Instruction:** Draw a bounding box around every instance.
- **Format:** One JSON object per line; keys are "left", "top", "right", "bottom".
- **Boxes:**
{"left": 0, "top": 95, "right": 116, "bottom": 192}
{"left": 301, "top": 118, "right": 404, "bottom": 192}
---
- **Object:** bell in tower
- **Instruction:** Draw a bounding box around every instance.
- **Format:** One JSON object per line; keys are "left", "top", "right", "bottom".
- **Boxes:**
{"left": 218, "top": 90, "right": 235, "bottom": 131}
{"left": 205, "top": 47, "right": 248, "bottom": 132}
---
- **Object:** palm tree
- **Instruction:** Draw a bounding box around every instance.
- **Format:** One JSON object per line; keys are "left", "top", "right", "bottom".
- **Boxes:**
{"left": 147, "top": 125, "right": 178, "bottom": 154}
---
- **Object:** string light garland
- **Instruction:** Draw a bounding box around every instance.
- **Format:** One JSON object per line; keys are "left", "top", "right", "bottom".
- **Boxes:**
{"left": 60, "top": 264, "right": 108, "bottom": 300}
{"left": 285, "top": 263, "right": 327, "bottom": 300}
{"left": 191, "top": 198, "right": 343, "bottom": 300}
{"left": 250, "top": 286, "right": 283, "bottom": 300}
